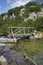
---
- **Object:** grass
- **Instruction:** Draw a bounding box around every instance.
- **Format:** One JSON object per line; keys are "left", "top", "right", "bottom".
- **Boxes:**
{"left": 13, "top": 38, "right": 43, "bottom": 56}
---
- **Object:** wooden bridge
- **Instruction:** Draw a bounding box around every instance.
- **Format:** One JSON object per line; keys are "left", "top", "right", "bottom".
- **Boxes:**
{"left": 8, "top": 26, "right": 35, "bottom": 38}
{"left": 8, "top": 27, "right": 34, "bottom": 35}
{"left": 0, "top": 27, "right": 35, "bottom": 43}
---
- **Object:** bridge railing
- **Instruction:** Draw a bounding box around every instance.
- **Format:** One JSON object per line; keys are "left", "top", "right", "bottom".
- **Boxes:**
{"left": 8, "top": 27, "right": 35, "bottom": 34}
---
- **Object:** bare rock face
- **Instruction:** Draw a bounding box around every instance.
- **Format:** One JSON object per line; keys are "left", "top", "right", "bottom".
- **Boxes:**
{"left": 0, "top": 46, "right": 37, "bottom": 65}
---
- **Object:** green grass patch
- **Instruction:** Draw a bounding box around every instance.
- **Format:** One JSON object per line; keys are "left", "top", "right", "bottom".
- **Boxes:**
{"left": 14, "top": 38, "right": 43, "bottom": 56}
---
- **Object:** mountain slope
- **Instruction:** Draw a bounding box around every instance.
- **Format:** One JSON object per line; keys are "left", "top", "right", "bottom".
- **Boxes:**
{"left": 0, "top": 1, "right": 43, "bottom": 33}
{"left": 33, "top": 0, "right": 43, "bottom": 6}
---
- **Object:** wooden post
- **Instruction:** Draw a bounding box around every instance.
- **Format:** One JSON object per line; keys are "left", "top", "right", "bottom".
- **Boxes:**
{"left": 28, "top": 27, "right": 29, "bottom": 33}
{"left": 11, "top": 27, "right": 13, "bottom": 34}
{"left": 24, "top": 27, "right": 25, "bottom": 34}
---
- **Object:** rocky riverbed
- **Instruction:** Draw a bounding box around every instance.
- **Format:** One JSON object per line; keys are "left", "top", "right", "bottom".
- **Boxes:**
{"left": 0, "top": 41, "right": 43, "bottom": 65}
{"left": 0, "top": 45, "right": 37, "bottom": 65}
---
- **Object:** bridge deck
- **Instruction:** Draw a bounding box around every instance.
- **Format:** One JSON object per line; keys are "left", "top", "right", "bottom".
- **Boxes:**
{"left": 0, "top": 34, "right": 31, "bottom": 43}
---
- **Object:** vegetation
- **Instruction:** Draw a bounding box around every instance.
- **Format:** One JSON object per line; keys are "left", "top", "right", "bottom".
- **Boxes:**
{"left": 0, "top": 16, "right": 43, "bottom": 33}
{"left": 33, "top": 17, "right": 43, "bottom": 31}
{"left": 10, "top": 38, "right": 43, "bottom": 56}
{"left": 28, "top": 6, "right": 41, "bottom": 12}
{"left": 25, "top": 1, "right": 41, "bottom": 7}
{"left": 0, "top": 13, "right": 7, "bottom": 17}
{"left": 25, "top": 1, "right": 41, "bottom": 13}
{"left": 0, "top": 1, "right": 43, "bottom": 33}
{"left": 8, "top": 6, "right": 23, "bottom": 16}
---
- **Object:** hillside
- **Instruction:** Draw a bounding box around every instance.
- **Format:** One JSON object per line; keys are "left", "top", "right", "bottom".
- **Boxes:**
{"left": 33, "top": 0, "right": 43, "bottom": 6}
{"left": 0, "top": 1, "right": 43, "bottom": 65}
{"left": 0, "top": 1, "right": 43, "bottom": 34}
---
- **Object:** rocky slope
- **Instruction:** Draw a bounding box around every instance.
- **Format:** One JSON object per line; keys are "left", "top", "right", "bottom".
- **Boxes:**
{"left": 0, "top": 46, "right": 37, "bottom": 65}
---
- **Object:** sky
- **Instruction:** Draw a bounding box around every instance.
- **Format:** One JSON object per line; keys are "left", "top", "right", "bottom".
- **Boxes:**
{"left": 0, "top": 0, "right": 32, "bottom": 14}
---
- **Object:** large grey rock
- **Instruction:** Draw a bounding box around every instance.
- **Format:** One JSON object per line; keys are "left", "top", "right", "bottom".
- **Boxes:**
{"left": 0, "top": 46, "right": 37, "bottom": 65}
